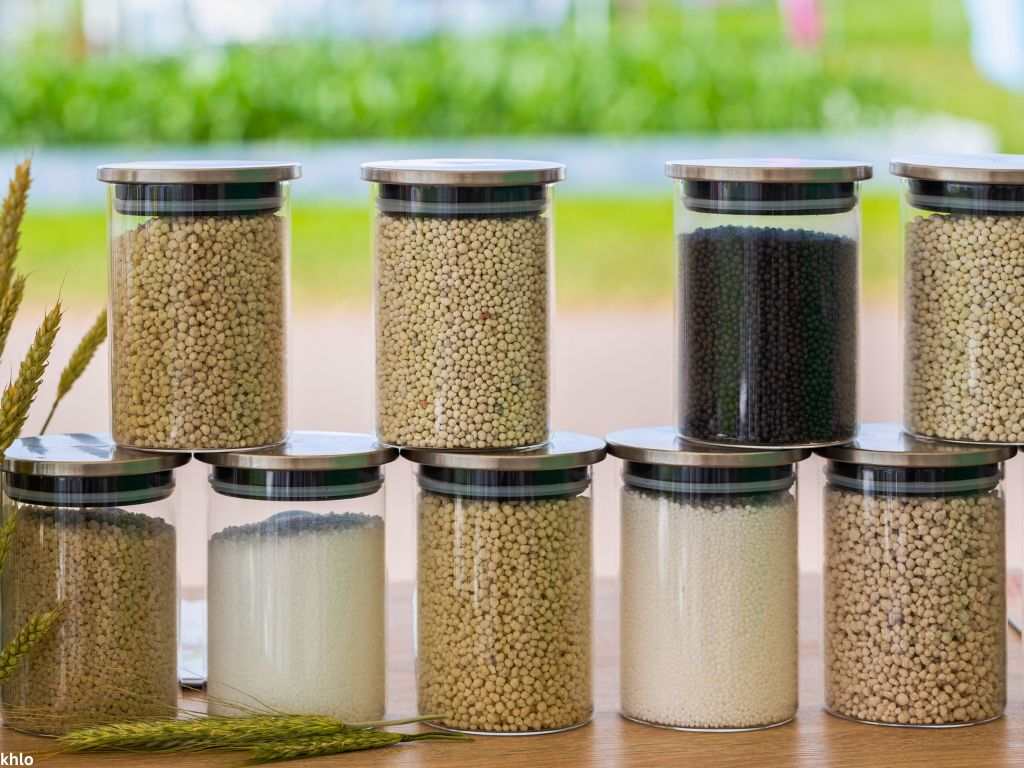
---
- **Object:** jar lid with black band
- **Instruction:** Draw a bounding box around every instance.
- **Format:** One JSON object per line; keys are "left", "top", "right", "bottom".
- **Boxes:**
{"left": 816, "top": 422, "right": 1016, "bottom": 495}
{"left": 891, "top": 154, "right": 1024, "bottom": 215}
{"left": 2, "top": 433, "right": 190, "bottom": 507}
{"left": 666, "top": 158, "right": 873, "bottom": 216}
{"left": 607, "top": 426, "right": 809, "bottom": 495}
{"left": 196, "top": 431, "right": 398, "bottom": 502}
{"left": 403, "top": 431, "right": 606, "bottom": 500}
{"left": 361, "top": 158, "right": 565, "bottom": 217}
{"left": 97, "top": 161, "right": 301, "bottom": 216}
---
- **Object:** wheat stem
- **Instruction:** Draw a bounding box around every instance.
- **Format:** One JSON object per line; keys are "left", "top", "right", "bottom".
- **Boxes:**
{"left": 250, "top": 730, "right": 468, "bottom": 763}
{"left": 247, "top": 731, "right": 404, "bottom": 763}
{"left": 0, "top": 159, "right": 31, "bottom": 301}
{"left": 41, "top": 308, "right": 106, "bottom": 433}
{"left": 0, "top": 606, "right": 62, "bottom": 681}
{"left": 0, "top": 301, "right": 62, "bottom": 453}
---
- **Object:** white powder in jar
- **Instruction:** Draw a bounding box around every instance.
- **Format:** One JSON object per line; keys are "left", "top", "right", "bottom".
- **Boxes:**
{"left": 620, "top": 486, "right": 797, "bottom": 729}
{"left": 208, "top": 511, "right": 385, "bottom": 720}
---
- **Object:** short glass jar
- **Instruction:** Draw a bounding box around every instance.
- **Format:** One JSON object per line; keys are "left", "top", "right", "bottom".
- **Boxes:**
{"left": 98, "top": 161, "right": 299, "bottom": 451}
{"left": 362, "top": 159, "right": 564, "bottom": 450}
{"left": 198, "top": 431, "right": 397, "bottom": 721}
{"left": 608, "top": 426, "right": 805, "bottom": 731}
{"left": 666, "top": 159, "right": 871, "bottom": 449}
{"left": 0, "top": 433, "right": 188, "bottom": 735}
{"left": 818, "top": 423, "right": 1011, "bottom": 727}
{"left": 893, "top": 154, "right": 1024, "bottom": 444}
{"left": 404, "top": 432, "right": 605, "bottom": 735}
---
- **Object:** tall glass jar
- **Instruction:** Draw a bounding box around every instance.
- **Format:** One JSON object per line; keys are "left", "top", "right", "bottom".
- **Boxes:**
{"left": 892, "top": 155, "right": 1024, "bottom": 443}
{"left": 404, "top": 432, "right": 605, "bottom": 734}
{"left": 198, "top": 432, "right": 397, "bottom": 721}
{"left": 608, "top": 426, "right": 805, "bottom": 731}
{"left": 818, "top": 423, "right": 1011, "bottom": 727}
{"left": 0, "top": 434, "right": 188, "bottom": 735}
{"left": 362, "top": 159, "right": 564, "bottom": 450}
{"left": 666, "top": 159, "right": 872, "bottom": 449}
{"left": 98, "top": 161, "right": 299, "bottom": 452}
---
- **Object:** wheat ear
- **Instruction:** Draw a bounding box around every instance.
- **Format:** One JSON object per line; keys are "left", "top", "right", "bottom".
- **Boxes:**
{"left": 41, "top": 308, "right": 107, "bottom": 433}
{"left": 0, "top": 507, "right": 16, "bottom": 571}
{"left": 0, "top": 301, "right": 62, "bottom": 453}
{"left": 0, "top": 606, "right": 62, "bottom": 682}
{"left": 0, "top": 274, "right": 26, "bottom": 362}
{"left": 0, "top": 159, "right": 30, "bottom": 300}
{"left": 59, "top": 714, "right": 351, "bottom": 753}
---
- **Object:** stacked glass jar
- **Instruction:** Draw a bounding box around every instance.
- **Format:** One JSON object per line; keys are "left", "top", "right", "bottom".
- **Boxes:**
{"left": 97, "top": 161, "right": 300, "bottom": 451}
{"left": 817, "top": 423, "right": 1011, "bottom": 727}
{"left": 198, "top": 432, "right": 397, "bottom": 721}
{"left": 362, "top": 159, "right": 562, "bottom": 450}
{"left": 892, "top": 154, "right": 1024, "bottom": 444}
{"left": 0, "top": 434, "right": 189, "bottom": 734}
{"left": 609, "top": 426, "right": 806, "bottom": 731}
{"left": 665, "top": 159, "right": 872, "bottom": 449}
{"left": 403, "top": 433, "right": 606, "bottom": 735}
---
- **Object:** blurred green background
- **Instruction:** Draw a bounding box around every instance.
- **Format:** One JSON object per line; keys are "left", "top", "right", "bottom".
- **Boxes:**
{"left": 5, "top": 0, "right": 1021, "bottom": 305}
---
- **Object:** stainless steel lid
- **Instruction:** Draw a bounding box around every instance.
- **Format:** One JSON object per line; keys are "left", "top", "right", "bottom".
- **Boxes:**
{"left": 666, "top": 158, "right": 873, "bottom": 183}
{"left": 97, "top": 161, "right": 302, "bottom": 184}
{"left": 402, "top": 432, "right": 606, "bottom": 471}
{"left": 816, "top": 422, "right": 1015, "bottom": 467}
{"left": 2, "top": 433, "right": 190, "bottom": 477}
{"left": 361, "top": 159, "right": 566, "bottom": 186}
{"left": 890, "top": 154, "right": 1024, "bottom": 184}
{"left": 607, "top": 426, "right": 809, "bottom": 467}
{"left": 196, "top": 431, "right": 399, "bottom": 471}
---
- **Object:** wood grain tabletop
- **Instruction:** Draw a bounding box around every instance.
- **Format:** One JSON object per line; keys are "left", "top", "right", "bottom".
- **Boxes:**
{"left": 5, "top": 577, "right": 1022, "bottom": 768}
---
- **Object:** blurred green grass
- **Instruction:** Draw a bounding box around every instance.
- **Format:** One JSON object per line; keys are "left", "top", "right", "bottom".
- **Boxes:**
{"left": 19, "top": 196, "right": 900, "bottom": 308}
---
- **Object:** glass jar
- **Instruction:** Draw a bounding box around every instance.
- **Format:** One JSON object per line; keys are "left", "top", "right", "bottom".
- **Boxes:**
{"left": 818, "top": 423, "right": 1011, "bottom": 727}
{"left": 608, "top": 426, "right": 804, "bottom": 731}
{"left": 0, "top": 433, "right": 188, "bottom": 735}
{"left": 362, "top": 159, "right": 564, "bottom": 450}
{"left": 666, "top": 159, "right": 872, "bottom": 449}
{"left": 404, "top": 432, "right": 605, "bottom": 734}
{"left": 892, "top": 154, "right": 1024, "bottom": 444}
{"left": 98, "top": 161, "right": 299, "bottom": 451}
{"left": 198, "top": 432, "right": 397, "bottom": 721}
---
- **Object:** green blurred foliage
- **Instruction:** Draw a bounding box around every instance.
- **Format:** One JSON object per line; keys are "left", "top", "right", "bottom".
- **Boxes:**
{"left": 0, "top": 2, "right": 923, "bottom": 144}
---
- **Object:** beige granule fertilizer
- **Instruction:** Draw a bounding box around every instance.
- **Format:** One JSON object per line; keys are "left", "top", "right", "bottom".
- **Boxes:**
{"left": 111, "top": 214, "right": 287, "bottom": 450}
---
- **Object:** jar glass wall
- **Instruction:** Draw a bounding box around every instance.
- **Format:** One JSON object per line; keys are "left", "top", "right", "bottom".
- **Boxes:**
{"left": 199, "top": 432, "right": 397, "bottom": 722}
{"left": 893, "top": 155, "right": 1024, "bottom": 443}
{"left": 98, "top": 161, "right": 299, "bottom": 451}
{"left": 406, "top": 433, "right": 605, "bottom": 734}
{"left": 610, "top": 427, "right": 804, "bottom": 731}
{"left": 362, "top": 159, "right": 563, "bottom": 450}
{"left": 819, "top": 423, "right": 1011, "bottom": 727}
{"left": 0, "top": 434, "right": 188, "bottom": 735}
{"left": 667, "top": 159, "right": 871, "bottom": 449}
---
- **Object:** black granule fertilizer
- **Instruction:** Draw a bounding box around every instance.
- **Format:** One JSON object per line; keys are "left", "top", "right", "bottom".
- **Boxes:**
{"left": 678, "top": 225, "right": 858, "bottom": 447}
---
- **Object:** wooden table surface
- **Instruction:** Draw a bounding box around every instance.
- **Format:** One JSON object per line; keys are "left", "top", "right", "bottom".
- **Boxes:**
{"left": 6, "top": 577, "right": 1023, "bottom": 768}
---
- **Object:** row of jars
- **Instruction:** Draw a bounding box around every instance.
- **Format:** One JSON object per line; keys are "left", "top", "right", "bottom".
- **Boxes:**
{"left": 95, "top": 154, "right": 1024, "bottom": 455}
{"left": 1, "top": 422, "right": 1009, "bottom": 734}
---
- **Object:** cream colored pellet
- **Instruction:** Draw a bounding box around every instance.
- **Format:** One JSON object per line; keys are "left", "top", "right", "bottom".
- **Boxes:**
{"left": 208, "top": 512, "right": 386, "bottom": 721}
{"left": 1, "top": 504, "right": 177, "bottom": 735}
{"left": 620, "top": 487, "right": 798, "bottom": 729}
{"left": 905, "top": 213, "right": 1024, "bottom": 442}
{"left": 110, "top": 214, "right": 287, "bottom": 450}
{"left": 375, "top": 213, "right": 549, "bottom": 449}
{"left": 416, "top": 491, "right": 591, "bottom": 733}
{"left": 824, "top": 486, "right": 1005, "bottom": 725}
